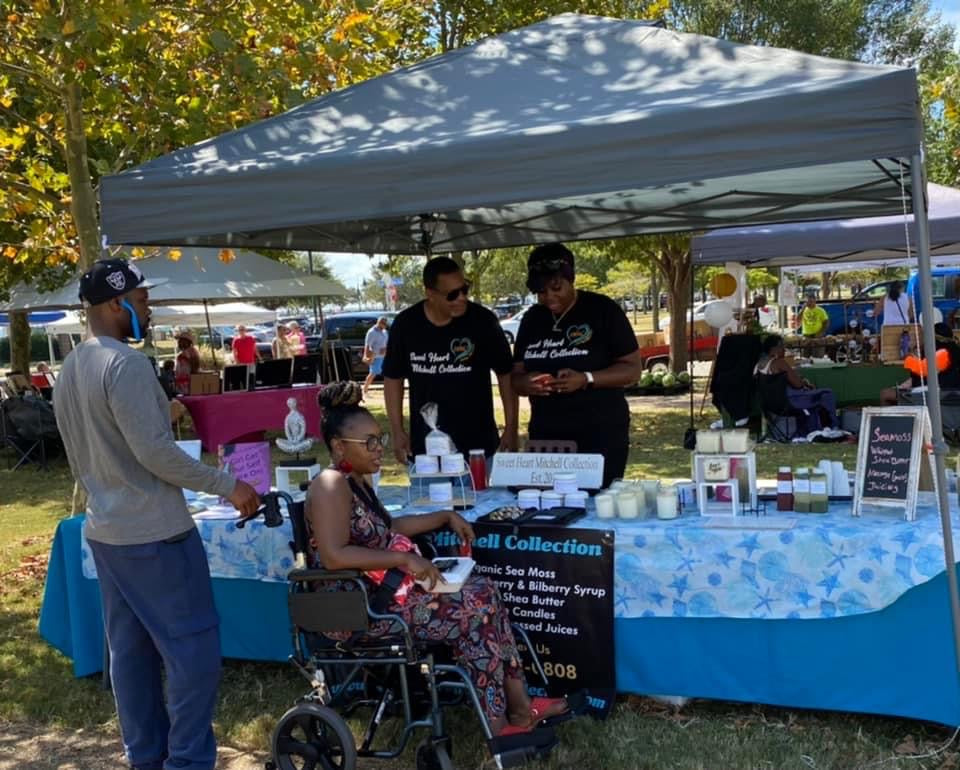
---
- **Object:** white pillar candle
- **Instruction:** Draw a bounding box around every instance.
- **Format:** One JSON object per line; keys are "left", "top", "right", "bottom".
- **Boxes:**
{"left": 616, "top": 492, "right": 639, "bottom": 519}
{"left": 657, "top": 488, "right": 678, "bottom": 520}
{"left": 594, "top": 493, "right": 616, "bottom": 519}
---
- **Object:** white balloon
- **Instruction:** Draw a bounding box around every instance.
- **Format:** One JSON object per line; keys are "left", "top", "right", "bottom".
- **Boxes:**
{"left": 703, "top": 300, "right": 734, "bottom": 328}
{"left": 919, "top": 308, "right": 944, "bottom": 326}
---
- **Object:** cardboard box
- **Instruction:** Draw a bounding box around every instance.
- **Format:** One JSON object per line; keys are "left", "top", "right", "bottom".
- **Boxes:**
{"left": 189, "top": 372, "right": 221, "bottom": 396}
{"left": 880, "top": 324, "right": 918, "bottom": 363}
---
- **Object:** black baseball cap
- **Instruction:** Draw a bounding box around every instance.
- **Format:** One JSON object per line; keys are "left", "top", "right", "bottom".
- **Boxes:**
{"left": 526, "top": 243, "right": 575, "bottom": 292}
{"left": 78, "top": 258, "right": 163, "bottom": 305}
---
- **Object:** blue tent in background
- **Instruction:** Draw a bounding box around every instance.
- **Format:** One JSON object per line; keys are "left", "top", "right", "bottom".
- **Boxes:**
{"left": 0, "top": 312, "right": 67, "bottom": 327}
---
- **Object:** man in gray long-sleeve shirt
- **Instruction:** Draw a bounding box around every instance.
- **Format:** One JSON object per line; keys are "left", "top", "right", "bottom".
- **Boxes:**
{"left": 54, "top": 258, "right": 259, "bottom": 770}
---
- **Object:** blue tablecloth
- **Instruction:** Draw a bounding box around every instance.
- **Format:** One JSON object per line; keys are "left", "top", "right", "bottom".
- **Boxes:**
{"left": 79, "top": 489, "right": 960, "bottom": 621}
{"left": 41, "top": 490, "right": 960, "bottom": 726}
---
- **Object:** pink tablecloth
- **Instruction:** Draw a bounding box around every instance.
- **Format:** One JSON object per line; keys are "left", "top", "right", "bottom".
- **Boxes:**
{"left": 179, "top": 385, "right": 323, "bottom": 452}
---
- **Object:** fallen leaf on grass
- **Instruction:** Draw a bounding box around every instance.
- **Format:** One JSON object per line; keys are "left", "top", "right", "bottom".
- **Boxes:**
{"left": 895, "top": 735, "right": 918, "bottom": 755}
{"left": 938, "top": 751, "right": 959, "bottom": 769}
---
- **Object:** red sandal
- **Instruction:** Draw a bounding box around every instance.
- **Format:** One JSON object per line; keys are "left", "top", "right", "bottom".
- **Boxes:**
{"left": 529, "top": 697, "right": 570, "bottom": 724}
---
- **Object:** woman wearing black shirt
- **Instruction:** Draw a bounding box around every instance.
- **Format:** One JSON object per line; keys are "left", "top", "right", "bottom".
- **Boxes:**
{"left": 511, "top": 244, "right": 643, "bottom": 487}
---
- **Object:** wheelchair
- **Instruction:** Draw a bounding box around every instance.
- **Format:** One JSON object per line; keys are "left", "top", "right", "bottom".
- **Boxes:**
{"left": 260, "top": 492, "right": 564, "bottom": 770}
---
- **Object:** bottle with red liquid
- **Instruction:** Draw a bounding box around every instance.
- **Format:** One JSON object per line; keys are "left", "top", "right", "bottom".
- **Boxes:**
{"left": 468, "top": 449, "right": 487, "bottom": 492}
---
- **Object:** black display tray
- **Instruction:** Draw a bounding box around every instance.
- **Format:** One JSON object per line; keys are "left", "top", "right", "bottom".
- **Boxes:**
{"left": 476, "top": 506, "right": 586, "bottom": 527}
{"left": 757, "top": 493, "right": 853, "bottom": 503}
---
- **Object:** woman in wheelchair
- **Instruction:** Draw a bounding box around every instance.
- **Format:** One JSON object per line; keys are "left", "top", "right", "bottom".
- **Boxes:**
{"left": 307, "top": 382, "right": 568, "bottom": 736}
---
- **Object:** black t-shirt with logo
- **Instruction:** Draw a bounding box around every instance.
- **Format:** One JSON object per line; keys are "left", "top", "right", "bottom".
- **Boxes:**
{"left": 382, "top": 301, "right": 513, "bottom": 456}
{"left": 514, "top": 291, "right": 639, "bottom": 429}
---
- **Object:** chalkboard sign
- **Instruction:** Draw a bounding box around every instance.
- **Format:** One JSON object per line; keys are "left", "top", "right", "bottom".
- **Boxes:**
{"left": 853, "top": 407, "right": 931, "bottom": 521}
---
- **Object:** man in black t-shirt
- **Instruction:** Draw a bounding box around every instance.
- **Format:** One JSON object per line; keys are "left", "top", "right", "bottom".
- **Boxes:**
{"left": 383, "top": 257, "right": 518, "bottom": 461}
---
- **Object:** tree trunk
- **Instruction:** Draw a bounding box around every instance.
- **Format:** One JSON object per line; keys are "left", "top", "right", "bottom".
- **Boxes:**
{"left": 64, "top": 81, "right": 101, "bottom": 269}
{"left": 9, "top": 311, "right": 30, "bottom": 374}
{"left": 651, "top": 267, "right": 661, "bottom": 332}
{"left": 651, "top": 236, "right": 693, "bottom": 372}
{"left": 62, "top": 80, "right": 99, "bottom": 514}
{"left": 821, "top": 271, "right": 836, "bottom": 301}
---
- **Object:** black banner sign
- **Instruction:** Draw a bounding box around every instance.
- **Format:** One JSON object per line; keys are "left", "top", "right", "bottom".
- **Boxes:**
{"left": 429, "top": 524, "right": 615, "bottom": 718}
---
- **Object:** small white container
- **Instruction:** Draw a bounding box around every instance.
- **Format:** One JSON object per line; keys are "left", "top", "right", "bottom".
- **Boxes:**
{"left": 540, "top": 491, "right": 564, "bottom": 509}
{"left": 564, "top": 490, "right": 588, "bottom": 508}
{"left": 609, "top": 480, "right": 632, "bottom": 492}
{"left": 616, "top": 492, "right": 639, "bottom": 519}
{"left": 425, "top": 435, "right": 453, "bottom": 456}
{"left": 721, "top": 429, "right": 750, "bottom": 453}
{"left": 553, "top": 473, "right": 577, "bottom": 495}
{"left": 594, "top": 493, "right": 616, "bottom": 519}
{"left": 428, "top": 482, "right": 452, "bottom": 503}
{"left": 440, "top": 453, "right": 465, "bottom": 474}
{"left": 657, "top": 487, "right": 679, "bottom": 520}
{"left": 517, "top": 489, "right": 541, "bottom": 510}
{"left": 696, "top": 430, "right": 722, "bottom": 453}
{"left": 415, "top": 454, "right": 439, "bottom": 474}
{"left": 641, "top": 480, "right": 660, "bottom": 515}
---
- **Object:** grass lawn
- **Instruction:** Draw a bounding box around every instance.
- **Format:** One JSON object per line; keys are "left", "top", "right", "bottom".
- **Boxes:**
{"left": 0, "top": 389, "right": 955, "bottom": 768}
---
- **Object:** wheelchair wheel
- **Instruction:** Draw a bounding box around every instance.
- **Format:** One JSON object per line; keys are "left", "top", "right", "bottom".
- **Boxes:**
{"left": 415, "top": 737, "right": 454, "bottom": 770}
{"left": 271, "top": 702, "right": 357, "bottom": 770}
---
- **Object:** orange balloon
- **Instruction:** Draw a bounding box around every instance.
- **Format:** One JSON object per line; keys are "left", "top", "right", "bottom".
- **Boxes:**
{"left": 904, "top": 349, "right": 951, "bottom": 377}
{"left": 710, "top": 273, "right": 738, "bottom": 298}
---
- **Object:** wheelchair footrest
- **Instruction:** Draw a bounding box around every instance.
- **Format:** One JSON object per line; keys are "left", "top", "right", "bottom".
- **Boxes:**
{"left": 488, "top": 726, "right": 558, "bottom": 768}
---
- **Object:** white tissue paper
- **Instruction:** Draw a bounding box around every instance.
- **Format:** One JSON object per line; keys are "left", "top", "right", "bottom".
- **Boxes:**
{"left": 421, "top": 402, "right": 455, "bottom": 456}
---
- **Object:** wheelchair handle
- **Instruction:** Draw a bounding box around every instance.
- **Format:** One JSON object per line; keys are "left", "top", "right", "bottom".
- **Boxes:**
{"left": 236, "top": 490, "right": 293, "bottom": 529}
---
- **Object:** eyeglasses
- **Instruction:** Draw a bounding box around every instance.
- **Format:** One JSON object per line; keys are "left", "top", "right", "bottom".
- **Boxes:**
{"left": 339, "top": 434, "right": 390, "bottom": 452}
{"left": 436, "top": 283, "right": 470, "bottom": 302}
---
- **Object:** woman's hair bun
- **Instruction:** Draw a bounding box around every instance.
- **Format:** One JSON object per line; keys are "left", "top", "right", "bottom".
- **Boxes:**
{"left": 317, "top": 380, "right": 364, "bottom": 411}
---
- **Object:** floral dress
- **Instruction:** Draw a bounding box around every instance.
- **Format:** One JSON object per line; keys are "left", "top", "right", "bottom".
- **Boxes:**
{"left": 312, "top": 483, "right": 523, "bottom": 721}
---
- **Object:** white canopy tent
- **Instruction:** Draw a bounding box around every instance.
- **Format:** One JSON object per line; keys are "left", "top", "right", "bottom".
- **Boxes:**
{"left": 94, "top": 13, "right": 960, "bottom": 674}
{"left": 0, "top": 247, "right": 345, "bottom": 312}
{"left": 45, "top": 303, "right": 277, "bottom": 335}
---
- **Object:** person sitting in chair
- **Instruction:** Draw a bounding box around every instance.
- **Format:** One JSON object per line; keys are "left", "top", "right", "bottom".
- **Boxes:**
{"left": 881, "top": 322, "right": 960, "bottom": 405}
{"left": 305, "top": 381, "right": 568, "bottom": 736}
{"left": 755, "top": 335, "right": 837, "bottom": 435}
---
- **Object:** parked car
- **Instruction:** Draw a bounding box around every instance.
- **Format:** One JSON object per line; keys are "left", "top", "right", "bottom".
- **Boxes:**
{"left": 811, "top": 270, "right": 960, "bottom": 335}
{"left": 499, "top": 306, "right": 532, "bottom": 345}
{"left": 492, "top": 303, "right": 523, "bottom": 320}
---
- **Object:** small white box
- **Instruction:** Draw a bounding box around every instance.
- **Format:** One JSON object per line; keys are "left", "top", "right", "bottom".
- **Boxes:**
{"left": 276, "top": 464, "right": 320, "bottom": 495}
{"left": 417, "top": 557, "right": 475, "bottom": 593}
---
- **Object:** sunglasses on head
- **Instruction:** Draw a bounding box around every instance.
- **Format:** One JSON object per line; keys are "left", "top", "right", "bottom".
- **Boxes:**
{"left": 531, "top": 258, "right": 570, "bottom": 272}
{"left": 339, "top": 434, "right": 390, "bottom": 452}
{"left": 437, "top": 282, "right": 470, "bottom": 302}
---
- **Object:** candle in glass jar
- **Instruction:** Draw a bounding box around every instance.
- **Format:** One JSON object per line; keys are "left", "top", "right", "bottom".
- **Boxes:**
{"left": 594, "top": 493, "right": 616, "bottom": 519}
{"left": 656, "top": 487, "right": 678, "bottom": 519}
{"left": 616, "top": 492, "right": 639, "bottom": 519}
{"left": 641, "top": 480, "right": 660, "bottom": 515}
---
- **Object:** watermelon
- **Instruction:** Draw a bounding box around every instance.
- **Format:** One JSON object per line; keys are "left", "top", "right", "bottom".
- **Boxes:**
{"left": 662, "top": 373, "right": 677, "bottom": 387}
{"left": 653, "top": 373, "right": 664, "bottom": 386}
{"left": 640, "top": 372, "right": 654, "bottom": 387}
{"left": 677, "top": 371, "right": 691, "bottom": 384}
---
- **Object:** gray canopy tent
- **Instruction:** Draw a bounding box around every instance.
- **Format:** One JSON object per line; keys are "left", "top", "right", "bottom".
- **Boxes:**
{"left": 98, "top": 14, "right": 959, "bottom": 671}
{"left": 690, "top": 183, "right": 960, "bottom": 268}
{"left": 0, "top": 247, "right": 344, "bottom": 312}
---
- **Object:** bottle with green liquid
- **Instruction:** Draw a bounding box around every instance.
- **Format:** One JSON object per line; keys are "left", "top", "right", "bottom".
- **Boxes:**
{"left": 793, "top": 468, "right": 810, "bottom": 513}
{"left": 809, "top": 471, "right": 829, "bottom": 514}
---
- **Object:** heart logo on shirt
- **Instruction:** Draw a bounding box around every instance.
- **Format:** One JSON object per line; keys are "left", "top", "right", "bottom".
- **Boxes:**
{"left": 450, "top": 337, "right": 475, "bottom": 363}
{"left": 566, "top": 324, "right": 593, "bottom": 347}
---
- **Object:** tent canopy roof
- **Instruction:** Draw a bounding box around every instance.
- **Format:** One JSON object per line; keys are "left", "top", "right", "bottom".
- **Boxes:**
{"left": 691, "top": 183, "right": 960, "bottom": 268}
{"left": 100, "top": 14, "right": 921, "bottom": 254}
{"left": 45, "top": 303, "right": 277, "bottom": 335}
{"left": 0, "top": 247, "right": 345, "bottom": 312}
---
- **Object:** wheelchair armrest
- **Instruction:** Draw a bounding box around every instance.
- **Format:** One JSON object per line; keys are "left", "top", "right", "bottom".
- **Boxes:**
{"left": 287, "top": 568, "right": 362, "bottom": 582}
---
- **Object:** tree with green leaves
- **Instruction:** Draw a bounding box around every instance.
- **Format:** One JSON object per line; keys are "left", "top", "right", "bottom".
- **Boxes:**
{"left": 1, "top": 0, "right": 423, "bottom": 372}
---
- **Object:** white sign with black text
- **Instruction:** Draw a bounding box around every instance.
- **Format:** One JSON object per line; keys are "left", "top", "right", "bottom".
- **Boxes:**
{"left": 490, "top": 452, "right": 605, "bottom": 489}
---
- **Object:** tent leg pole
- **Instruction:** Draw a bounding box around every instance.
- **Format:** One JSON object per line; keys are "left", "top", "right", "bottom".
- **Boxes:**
{"left": 912, "top": 154, "right": 960, "bottom": 680}
{"left": 203, "top": 299, "right": 217, "bottom": 369}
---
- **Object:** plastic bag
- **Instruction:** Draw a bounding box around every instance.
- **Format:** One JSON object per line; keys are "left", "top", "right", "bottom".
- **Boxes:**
{"left": 420, "top": 402, "right": 454, "bottom": 455}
